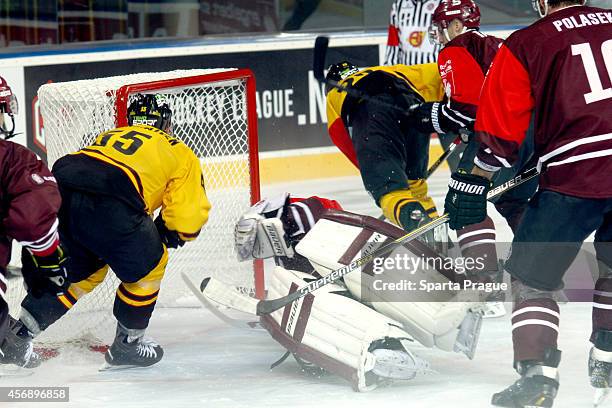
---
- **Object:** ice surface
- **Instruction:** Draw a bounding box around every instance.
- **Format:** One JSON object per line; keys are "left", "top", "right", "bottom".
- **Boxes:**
{"left": 0, "top": 171, "right": 599, "bottom": 408}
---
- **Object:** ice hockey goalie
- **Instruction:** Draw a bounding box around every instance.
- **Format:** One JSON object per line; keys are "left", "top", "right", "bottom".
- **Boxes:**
{"left": 234, "top": 194, "right": 484, "bottom": 391}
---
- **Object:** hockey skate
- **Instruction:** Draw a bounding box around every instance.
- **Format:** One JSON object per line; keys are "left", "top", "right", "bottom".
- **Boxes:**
{"left": 102, "top": 324, "right": 163, "bottom": 370}
{"left": 491, "top": 349, "right": 561, "bottom": 408}
{"left": 367, "top": 338, "right": 431, "bottom": 381}
{"left": 589, "top": 347, "right": 612, "bottom": 407}
{"left": 0, "top": 317, "right": 41, "bottom": 369}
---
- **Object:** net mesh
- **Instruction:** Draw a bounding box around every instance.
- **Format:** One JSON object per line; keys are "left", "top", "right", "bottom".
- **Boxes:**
{"left": 6, "top": 69, "right": 258, "bottom": 345}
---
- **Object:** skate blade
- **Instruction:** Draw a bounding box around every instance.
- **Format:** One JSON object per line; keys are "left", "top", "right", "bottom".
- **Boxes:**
{"left": 594, "top": 388, "right": 610, "bottom": 407}
{"left": 370, "top": 349, "right": 432, "bottom": 380}
{"left": 98, "top": 362, "right": 146, "bottom": 372}
{"left": 454, "top": 310, "right": 483, "bottom": 360}
{"left": 482, "top": 302, "right": 506, "bottom": 319}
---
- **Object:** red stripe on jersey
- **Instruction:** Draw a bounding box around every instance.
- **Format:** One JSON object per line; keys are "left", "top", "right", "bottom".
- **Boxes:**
{"left": 475, "top": 44, "right": 534, "bottom": 165}
{"left": 387, "top": 24, "right": 400, "bottom": 47}
{"left": 328, "top": 118, "right": 359, "bottom": 168}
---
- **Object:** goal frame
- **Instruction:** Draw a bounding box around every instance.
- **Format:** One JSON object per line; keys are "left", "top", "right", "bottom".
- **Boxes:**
{"left": 115, "top": 68, "right": 264, "bottom": 298}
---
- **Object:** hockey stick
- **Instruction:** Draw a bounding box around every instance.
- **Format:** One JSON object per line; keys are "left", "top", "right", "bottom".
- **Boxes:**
{"left": 198, "top": 166, "right": 540, "bottom": 317}
{"left": 313, "top": 36, "right": 421, "bottom": 116}
{"left": 426, "top": 134, "right": 462, "bottom": 179}
{"left": 255, "top": 165, "right": 540, "bottom": 316}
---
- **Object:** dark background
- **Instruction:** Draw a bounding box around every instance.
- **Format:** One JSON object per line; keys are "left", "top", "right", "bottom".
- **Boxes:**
{"left": 24, "top": 44, "right": 379, "bottom": 159}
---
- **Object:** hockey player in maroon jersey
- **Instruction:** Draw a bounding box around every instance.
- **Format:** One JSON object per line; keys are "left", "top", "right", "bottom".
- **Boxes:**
{"left": 415, "top": 0, "right": 538, "bottom": 232}
{"left": 443, "top": 0, "right": 612, "bottom": 406}
{"left": 410, "top": 0, "right": 535, "bottom": 319}
{"left": 0, "top": 77, "right": 66, "bottom": 370}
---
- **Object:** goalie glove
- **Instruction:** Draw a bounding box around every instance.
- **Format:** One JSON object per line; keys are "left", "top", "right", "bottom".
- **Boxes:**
{"left": 234, "top": 193, "right": 295, "bottom": 262}
{"left": 444, "top": 170, "right": 491, "bottom": 230}
{"left": 21, "top": 245, "right": 70, "bottom": 298}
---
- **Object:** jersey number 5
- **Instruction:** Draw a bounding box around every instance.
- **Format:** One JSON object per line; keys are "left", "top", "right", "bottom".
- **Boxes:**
{"left": 94, "top": 130, "right": 152, "bottom": 155}
{"left": 572, "top": 39, "right": 612, "bottom": 104}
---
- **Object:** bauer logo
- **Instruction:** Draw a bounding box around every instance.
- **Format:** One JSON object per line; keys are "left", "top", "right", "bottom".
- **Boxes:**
{"left": 264, "top": 223, "right": 285, "bottom": 256}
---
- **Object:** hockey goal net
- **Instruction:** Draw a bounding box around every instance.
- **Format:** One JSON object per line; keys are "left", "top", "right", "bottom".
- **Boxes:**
{"left": 6, "top": 69, "right": 261, "bottom": 345}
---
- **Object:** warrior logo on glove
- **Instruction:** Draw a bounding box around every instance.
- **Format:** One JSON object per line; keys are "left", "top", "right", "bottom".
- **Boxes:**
{"left": 444, "top": 170, "right": 491, "bottom": 231}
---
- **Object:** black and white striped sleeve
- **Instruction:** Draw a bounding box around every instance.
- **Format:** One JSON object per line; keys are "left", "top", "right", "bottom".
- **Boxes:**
{"left": 412, "top": 100, "right": 475, "bottom": 134}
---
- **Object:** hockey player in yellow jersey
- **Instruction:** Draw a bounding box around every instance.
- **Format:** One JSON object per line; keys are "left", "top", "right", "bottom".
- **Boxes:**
{"left": 13, "top": 94, "right": 210, "bottom": 369}
{"left": 326, "top": 61, "right": 444, "bottom": 231}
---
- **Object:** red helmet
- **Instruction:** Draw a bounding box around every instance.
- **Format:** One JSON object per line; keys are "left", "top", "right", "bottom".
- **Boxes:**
{"left": 0, "top": 76, "right": 18, "bottom": 139}
{"left": 432, "top": 0, "right": 481, "bottom": 31}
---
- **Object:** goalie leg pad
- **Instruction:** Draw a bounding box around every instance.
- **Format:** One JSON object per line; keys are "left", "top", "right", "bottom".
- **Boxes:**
{"left": 261, "top": 266, "right": 426, "bottom": 391}
{"left": 295, "top": 210, "right": 482, "bottom": 353}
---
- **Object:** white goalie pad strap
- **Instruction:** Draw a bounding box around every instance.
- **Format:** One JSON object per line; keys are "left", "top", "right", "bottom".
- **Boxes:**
{"left": 254, "top": 218, "right": 294, "bottom": 259}
{"left": 261, "top": 266, "right": 413, "bottom": 392}
{"left": 296, "top": 210, "right": 479, "bottom": 352}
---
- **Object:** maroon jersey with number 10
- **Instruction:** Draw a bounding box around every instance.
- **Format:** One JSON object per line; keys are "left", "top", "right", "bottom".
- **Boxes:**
{"left": 474, "top": 5, "right": 612, "bottom": 198}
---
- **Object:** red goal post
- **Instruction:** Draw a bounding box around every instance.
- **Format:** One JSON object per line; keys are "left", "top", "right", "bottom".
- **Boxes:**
{"left": 114, "top": 69, "right": 264, "bottom": 299}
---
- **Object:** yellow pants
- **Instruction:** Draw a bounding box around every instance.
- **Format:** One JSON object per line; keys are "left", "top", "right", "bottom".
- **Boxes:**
{"left": 58, "top": 246, "right": 169, "bottom": 330}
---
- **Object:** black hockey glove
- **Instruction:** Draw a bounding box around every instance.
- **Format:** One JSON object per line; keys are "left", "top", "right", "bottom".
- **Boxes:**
{"left": 21, "top": 245, "right": 70, "bottom": 298}
{"left": 444, "top": 170, "right": 491, "bottom": 230}
{"left": 154, "top": 215, "right": 186, "bottom": 249}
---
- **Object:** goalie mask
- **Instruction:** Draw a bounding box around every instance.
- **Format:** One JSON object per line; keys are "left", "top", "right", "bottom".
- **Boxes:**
{"left": 127, "top": 94, "right": 172, "bottom": 133}
{"left": 0, "top": 76, "right": 18, "bottom": 140}
{"left": 325, "top": 61, "right": 359, "bottom": 95}
{"left": 429, "top": 0, "right": 481, "bottom": 45}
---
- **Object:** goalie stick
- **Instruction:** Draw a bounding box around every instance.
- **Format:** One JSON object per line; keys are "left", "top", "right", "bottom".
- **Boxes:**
{"left": 197, "top": 166, "right": 540, "bottom": 317}
{"left": 254, "top": 165, "right": 540, "bottom": 316}
{"left": 181, "top": 272, "right": 262, "bottom": 330}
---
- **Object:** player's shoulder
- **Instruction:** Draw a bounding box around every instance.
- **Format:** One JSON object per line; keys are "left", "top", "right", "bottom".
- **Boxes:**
{"left": 120, "top": 124, "right": 185, "bottom": 146}
{"left": 448, "top": 30, "right": 502, "bottom": 48}
{"left": 0, "top": 139, "right": 37, "bottom": 162}
{"left": 506, "top": 5, "right": 608, "bottom": 48}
